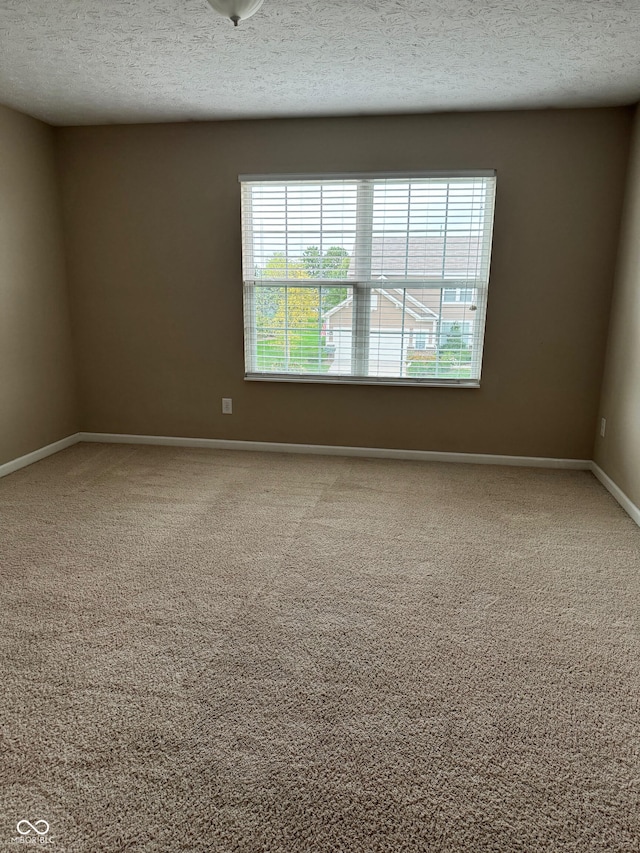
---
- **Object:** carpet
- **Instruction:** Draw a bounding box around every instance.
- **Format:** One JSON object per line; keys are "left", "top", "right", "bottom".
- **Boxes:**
{"left": 0, "top": 443, "right": 639, "bottom": 852}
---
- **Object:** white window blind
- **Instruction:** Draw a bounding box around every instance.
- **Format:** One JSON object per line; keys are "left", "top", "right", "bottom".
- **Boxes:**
{"left": 240, "top": 172, "right": 496, "bottom": 386}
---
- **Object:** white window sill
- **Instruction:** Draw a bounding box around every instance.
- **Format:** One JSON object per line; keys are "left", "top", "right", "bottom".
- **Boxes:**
{"left": 245, "top": 373, "right": 480, "bottom": 389}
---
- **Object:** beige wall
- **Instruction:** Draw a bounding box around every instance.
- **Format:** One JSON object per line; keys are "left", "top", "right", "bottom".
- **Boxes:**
{"left": 0, "top": 104, "right": 77, "bottom": 466}
{"left": 595, "top": 105, "right": 640, "bottom": 504}
{"left": 57, "top": 109, "right": 631, "bottom": 458}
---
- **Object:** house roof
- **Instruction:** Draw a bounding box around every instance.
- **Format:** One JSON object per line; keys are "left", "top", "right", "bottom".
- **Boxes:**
{"left": 352, "top": 236, "right": 485, "bottom": 280}
{"left": 323, "top": 288, "right": 439, "bottom": 322}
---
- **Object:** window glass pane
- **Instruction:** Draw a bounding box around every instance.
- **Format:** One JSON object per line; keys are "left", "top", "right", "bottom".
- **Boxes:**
{"left": 395, "top": 288, "right": 477, "bottom": 380}
{"left": 254, "top": 285, "right": 352, "bottom": 375}
{"left": 252, "top": 283, "right": 480, "bottom": 380}
{"left": 370, "top": 179, "right": 490, "bottom": 280}
{"left": 247, "top": 182, "right": 357, "bottom": 280}
{"left": 320, "top": 286, "right": 479, "bottom": 380}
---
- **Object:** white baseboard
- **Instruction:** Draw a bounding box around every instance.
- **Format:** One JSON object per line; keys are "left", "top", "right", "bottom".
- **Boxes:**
{"left": 78, "top": 431, "right": 591, "bottom": 470}
{"left": 3, "top": 432, "right": 638, "bottom": 528}
{"left": 591, "top": 462, "right": 640, "bottom": 528}
{"left": 0, "top": 433, "right": 80, "bottom": 480}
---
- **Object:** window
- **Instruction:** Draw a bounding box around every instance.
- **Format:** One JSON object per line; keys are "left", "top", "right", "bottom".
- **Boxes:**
{"left": 443, "top": 288, "right": 475, "bottom": 303}
{"left": 240, "top": 172, "right": 496, "bottom": 386}
{"left": 414, "top": 332, "right": 427, "bottom": 350}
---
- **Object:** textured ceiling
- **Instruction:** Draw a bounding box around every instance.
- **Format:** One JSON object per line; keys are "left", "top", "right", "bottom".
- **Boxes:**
{"left": 0, "top": 0, "right": 639, "bottom": 126}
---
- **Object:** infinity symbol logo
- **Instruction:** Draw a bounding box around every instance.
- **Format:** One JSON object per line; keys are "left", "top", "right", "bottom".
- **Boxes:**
{"left": 17, "top": 820, "right": 50, "bottom": 836}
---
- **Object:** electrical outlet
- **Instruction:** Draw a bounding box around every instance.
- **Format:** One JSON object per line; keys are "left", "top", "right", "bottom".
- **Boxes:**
{"left": 222, "top": 398, "right": 233, "bottom": 415}
{"left": 600, "top": 417, "right": 606, "bottom": 438}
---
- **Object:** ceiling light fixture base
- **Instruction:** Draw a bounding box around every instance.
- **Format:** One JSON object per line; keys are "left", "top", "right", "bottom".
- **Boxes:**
{"left": 206, "top": 0, "right": 265, "bottom": 26}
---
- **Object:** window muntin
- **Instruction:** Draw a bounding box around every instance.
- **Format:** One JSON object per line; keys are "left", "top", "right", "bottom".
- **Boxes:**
{"left": 241, "top": 173, "right": 496, "bottom": 386}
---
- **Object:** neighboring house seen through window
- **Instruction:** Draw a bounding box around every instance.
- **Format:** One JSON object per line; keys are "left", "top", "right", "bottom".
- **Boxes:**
{"left": 443, "top": 288, "right": 475, "bottom": 303}
{"left": 240, "top": 172, "right": 496, "bottom": 386}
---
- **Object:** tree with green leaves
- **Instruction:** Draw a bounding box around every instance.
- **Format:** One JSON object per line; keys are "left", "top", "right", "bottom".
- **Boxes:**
{"left": 258, "top": 247, "right": 350, "bottom": 316}
{"left": 262, "top": 252, "right": 308, "bottom": 280}
{"left": 302, "top": 245, "right": 350, "bottom": 280}
{"left": 302, "top": 246, "right": 322, "bottom": 279}
{"left": 438, "top": 322, "right": 471, "bottom": 365}
{"left": 322, "top": 246, "right": 350, "bottom": 279}
{"left": 255, "top": 287, "right": 280, "bottom": 325}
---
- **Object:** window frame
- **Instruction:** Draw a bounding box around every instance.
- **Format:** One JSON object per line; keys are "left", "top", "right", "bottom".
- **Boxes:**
{"left": 240, "top": 171, "right": 496, "bottom": 389}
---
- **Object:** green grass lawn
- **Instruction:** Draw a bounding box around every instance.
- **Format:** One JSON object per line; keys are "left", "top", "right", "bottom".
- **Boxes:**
{"left": 407, "top": 361, "right": 473, "bottom": 379}
{"left": 257, "top": 330, "right": 332, "bottom": 374}
{"left": 257, "top": 334, "right": 472, "bottom": 379}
